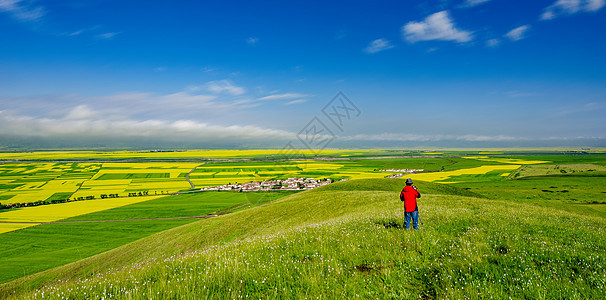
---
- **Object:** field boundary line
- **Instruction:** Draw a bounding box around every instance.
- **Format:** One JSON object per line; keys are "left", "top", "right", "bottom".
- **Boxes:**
{"left": 67, "top": 180, "right": 87, "bottom": 201}
{"left": 0, "top": 221, "right": 42, "bottom": 224}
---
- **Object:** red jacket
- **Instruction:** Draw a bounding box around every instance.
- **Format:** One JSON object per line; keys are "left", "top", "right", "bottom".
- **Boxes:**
{"left": 400, "top": 186, "right": 421, "bottom": 212}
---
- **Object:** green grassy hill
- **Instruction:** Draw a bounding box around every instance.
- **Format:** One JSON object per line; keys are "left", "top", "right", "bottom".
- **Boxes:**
{"left": 454, "top": 165, "right": 606, "bottom": 218}
{"left": 316, "top": 178, "right": 485, "bottom": 198}
{"left": 2, "top": 179, "right": 605, "bottom": 299}
{"left": 0, "top": 191, "right": 294, "bottom": 284}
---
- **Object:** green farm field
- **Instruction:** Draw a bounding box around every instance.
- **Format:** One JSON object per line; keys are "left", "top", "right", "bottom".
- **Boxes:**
{"left": 0, "top": 191, "right": 293, "bottom": 283}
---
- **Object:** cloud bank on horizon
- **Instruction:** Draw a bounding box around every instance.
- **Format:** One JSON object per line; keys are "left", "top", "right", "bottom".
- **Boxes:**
{"left": 1, "top": 0, "right": 605, "bottom": 149}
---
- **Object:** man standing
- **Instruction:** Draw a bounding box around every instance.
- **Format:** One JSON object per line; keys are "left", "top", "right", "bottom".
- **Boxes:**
{"left": 400, "top": 178, "right": 421, "bottom": 230}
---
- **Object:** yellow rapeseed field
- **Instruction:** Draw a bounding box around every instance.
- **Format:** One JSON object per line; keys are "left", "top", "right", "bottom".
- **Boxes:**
{"left": 0, "top": 223, "right": 37, "bottom": 234}
{"left": 0, "top": 149, "right": 355, "bottom": 161}
{"left": 0, "top": 196, "right": 165, "bottom": 234}
{"left": 295, "top": 161, "right": 344, "bottom": 170}
{"left": 91, "top": 162, "right": 200, "bottom": 179}
{"left": 63, "top": 162, "right": 203, "bottom": 197}
{"left": 126, "top": 180, "right": 191, "bottom": 192}
{"left": 191, "top": 178, "right": 265, "bottom": 185}
{"left": 463, "top": 156, "right": 550, "bottom": 165}
{"left": 406, "top": 165, "right": 522, "bottom": 182}
{"left": 0, "top": 163, "right": 101, "bottom": 204}
{"left": 5, "top": 179, "right": 82, "bottom": 204}
{"left": 70, "top": 179, "right": 132, "bottom": 199}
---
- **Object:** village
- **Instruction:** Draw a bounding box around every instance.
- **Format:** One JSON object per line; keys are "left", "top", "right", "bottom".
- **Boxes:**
{"left": 378, "top": 168, "right": 424, "bottom": 173}
{"left": 379, "top": 168, "right": 425, "bottom": 179}
{"left": 200, "top": 177, "right": 333, "bottom": 192}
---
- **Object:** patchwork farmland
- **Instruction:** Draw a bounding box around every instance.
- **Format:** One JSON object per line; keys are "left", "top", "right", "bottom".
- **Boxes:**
{"left": 0, "top": 153, "right": 521, "bottom": 207}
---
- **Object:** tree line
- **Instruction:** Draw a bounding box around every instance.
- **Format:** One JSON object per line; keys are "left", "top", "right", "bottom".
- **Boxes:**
{"left": 0, "top": 190, "right": 152, "bottom": 210}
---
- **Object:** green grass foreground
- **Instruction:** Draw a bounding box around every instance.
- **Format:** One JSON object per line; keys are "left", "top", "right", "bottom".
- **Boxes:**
{"left": 1, "top": 179, "right": 604, "bottom": 299}
{"left": 0, "top": 191, "right": 292, "bottom": 283}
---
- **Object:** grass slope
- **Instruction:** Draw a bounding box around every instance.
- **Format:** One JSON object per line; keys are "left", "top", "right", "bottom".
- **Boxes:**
{"left": 0, "top": 191, "right": 292, "bottom": 284}
{"left": 0, "top": 219, "right": 193, "bottom": 284}
{"left": 2, "top": 179, "right": 605, "bottom": 299}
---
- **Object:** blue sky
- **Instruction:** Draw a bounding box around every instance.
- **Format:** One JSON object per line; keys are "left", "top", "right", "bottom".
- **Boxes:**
{"left": 1, "top": 0, "right": 605, "bottom": 149}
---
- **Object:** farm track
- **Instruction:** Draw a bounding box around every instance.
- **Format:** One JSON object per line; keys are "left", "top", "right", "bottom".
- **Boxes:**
{"left": 186, "top": 163, "right": 207, "bottom": 189}
{"left": 0, "top": 215, "right": 216, "bottom": 224}
{"left": 67, "top": 180, "right": 87, "bottom": 201}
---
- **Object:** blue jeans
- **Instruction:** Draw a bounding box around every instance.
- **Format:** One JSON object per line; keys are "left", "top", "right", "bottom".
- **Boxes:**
{"left": 405, "top": 210, "right": 419, "bottom": 230}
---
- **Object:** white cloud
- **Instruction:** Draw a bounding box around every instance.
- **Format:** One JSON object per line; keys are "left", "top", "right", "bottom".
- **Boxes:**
{"left": 541, "top": 0, "right": 605, "bottom": 20}
{"left": 0, "top": 0, "right": 44, "bottom": 21}
{"left": 66, "top": 91, "right": 230, "bottom": 122}
{"left": 504, "top": 25, "right": 530, "bottom": 41}
{"left": 364, "top": 38, "right": 395, "bottom": 54}
{"left": 507, "top": 90, "right": 539, "bottom": 98}
{"left": 456, "top": 134, "right": 522, "bottom": 142}
{"left": 402, "top": 11, "right": 473, "bottom": 43}
{"left": 552, "top": 101, "right": 606, "bottom": 116}
{"left": 64, "top": 105, "right": 97, "bottom": 120}
{"left": 205, "top": 80, "right": 246, "bottom": 96}
{"left": 461, "top": 0, "right": 492, "bottom": 7}
{"left": 97, "top": 32, "right": 119, "bottom": 40}
{"left": 0, "top": 109, "right": 294, "bottom": 144}
{"left": 344, "top": 133, "right": 524, "bottom": 142}
{"left": 257, "top": 93, "right": 307, "bottom": 101}
{"left": 160, "top": 91, "right": 217, "bottom": 104}
{"left": 486, "top": 38, "right": 500, "bottom": 47}
{"left": 587, "top": 0, "right": 606, "bottom": 10}
{"left": 285, "top": 99, "right": 307, "bottom": 105}
{"left": 0, "top": 81, "right": 295, "bottom": 133}
{"left": 68, "top": 29, "right": 84, "bottom": 36}
{"left": 246, "top": 37, "right": 259, "bottom": 45}
{"left": 0, "top": 0, "right": 18, "bottom": 10}
{"left": 0, "top": 81, "right": 316, "bottom": 147}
